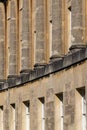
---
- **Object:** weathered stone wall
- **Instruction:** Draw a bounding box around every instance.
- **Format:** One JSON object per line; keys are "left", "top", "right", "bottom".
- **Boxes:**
{"left": 0, "top": 0, "right": 86, "bottom": 79}
{"left": 0, "top": 60, "right": 87, "bottom": 130}
{"left": 0, "top": 0, "right": 87, "bottom": 130}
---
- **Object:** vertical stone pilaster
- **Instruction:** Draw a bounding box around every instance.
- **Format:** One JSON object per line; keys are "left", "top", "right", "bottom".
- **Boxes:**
{"left": 0, "top": 2, "right": 6, "bottom": 80}
{"left": 16, "top": 95, "right": 22, "bottom": 130}
{"left": 7, "top": 0, "right": 18, "bottom": 76}
{"left": 30, "top": 89, "right": 38, "bottom": 130}
{"left": 50, "top": 0, "right": 63, "bottom": 60}
{"left": 45, "top": 76, "right": 55, "bottom": 130}
{"left": 45, "top": 88, "right": 54, "bottom": 130}
{"left": 30, "top": 98, "right": 38, "bottom": 130}
{"left": 3, "top": 91, "right": 10, "bottom": 130}
{"left": 4, "top": 105, "right": 9, "bottom": 130}
{"left": 64, "top": 83, "right": 75, "bottom": 130}
{"left": 70, "top": 0, "right": 86, "bottom": 50}
{"left": 33, "top": 0, "right": 47, "bottom": 65}
{"left": 19, "top": 0, "right": 32, "bottom": 72}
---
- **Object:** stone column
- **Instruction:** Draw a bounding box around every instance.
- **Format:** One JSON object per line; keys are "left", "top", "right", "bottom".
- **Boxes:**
{"left": 47, "top": 0, "right": 52, "bottom": 59}
{"left": 0, "top": 2, "right": 6, "bottom": 80}
{"left": 70, "top": 0, "right": 86, "bottom": 50}
{"left": 33, "top": 0, "right": 47, "bottom": 66}
{"left": 19, "top": 0, "right": 32, "bottom": 73}
{"left": 50, "top": 0, "right": 63, "bottom": 60}
{"left": 8, "top": 0, "right": 18, "bottom": 76}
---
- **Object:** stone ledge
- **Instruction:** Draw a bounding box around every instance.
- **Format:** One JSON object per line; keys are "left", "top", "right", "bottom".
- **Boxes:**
{"left": 0, "top": 48, "right": 87, "bottom": 91}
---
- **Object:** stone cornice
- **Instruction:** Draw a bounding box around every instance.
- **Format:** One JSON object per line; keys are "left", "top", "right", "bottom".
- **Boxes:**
{"left": 0, "top": 48, "right": 87, "bottom": 91}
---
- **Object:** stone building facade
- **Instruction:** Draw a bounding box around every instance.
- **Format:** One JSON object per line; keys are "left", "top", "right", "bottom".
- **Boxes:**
{"left": 0, "top": 0, "right": 87, "bottom": 130}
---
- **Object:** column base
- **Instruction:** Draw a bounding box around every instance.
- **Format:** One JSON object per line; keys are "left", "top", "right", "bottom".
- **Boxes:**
{"left": 20, "top": 69, "right": 32, "bottom": 74}
{"left": 7, "top": 75, "right": 19, "bottom": 79}
{"left": 34, "top": 63, "right": 47, "bottom": 69}
{"left": 0, "top": 79, "right": 6, "bottom": 85}
{"left": 50, "top": 54, "right": 64, "bottom": 62}
{"left": 69, "top": 45, "right": 87, "bottom": 52}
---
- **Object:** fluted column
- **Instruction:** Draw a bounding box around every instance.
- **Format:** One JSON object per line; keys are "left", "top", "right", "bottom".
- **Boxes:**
{"left": 47, "top": 0, "right": 52, "bottom": 58}
{"left": 70, "top": 0, "right": 86, "bottom": 50}
{"left": 0, "top": 2, "right": 6, "bottom": 80}
{"left": 51, "top": 0, "right": 63, "bottom": 59}
{"left": 7, "top": 0, "right": 18, "bottom": 76}
{"left": 19, "top": 0, "right": 32, "bottom": 72}
{"left": 33, "top": 0, "right": 47, "bottom": 65}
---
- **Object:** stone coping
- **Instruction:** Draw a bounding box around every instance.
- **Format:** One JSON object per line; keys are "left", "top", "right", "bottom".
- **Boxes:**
{"left": 0, "top": 48, "right": 87, "bottom": 91}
